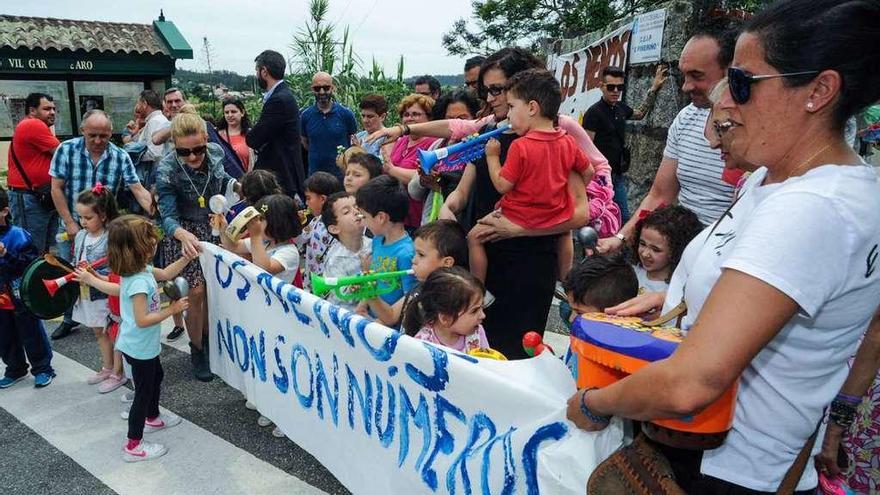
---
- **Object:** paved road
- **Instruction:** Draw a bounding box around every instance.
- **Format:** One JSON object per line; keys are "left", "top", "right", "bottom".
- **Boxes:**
{"left": 0, "top": 316, "right": 571, "bottom": 495}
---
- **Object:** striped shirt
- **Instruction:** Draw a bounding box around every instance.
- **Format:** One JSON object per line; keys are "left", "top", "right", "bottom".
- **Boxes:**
{"left": 664, "top": 104, "right": 734, "bottom": 225}
{"left": 49, "top": 137, "right": 139, "bottom": 221}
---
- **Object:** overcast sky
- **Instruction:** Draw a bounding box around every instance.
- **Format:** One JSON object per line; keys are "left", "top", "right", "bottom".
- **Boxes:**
{"left": 7, "top": 0, "right": 476, "bottom": 77}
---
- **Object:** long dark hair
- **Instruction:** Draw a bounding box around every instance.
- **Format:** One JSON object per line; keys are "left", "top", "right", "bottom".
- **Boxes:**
{"left": 217, "top": 98, "right": 251, "bottom": 136}
{"left": 630, "top": 205, "right": 702, "bottom": 282}
{"left": 431, "top": 90, "right": 480, "bottom": 121}
{"left": 402, "top": 267, "right": 484, "bottom": 337}
{"left": 477, "top": 47, "right": 544, "bottom": 100}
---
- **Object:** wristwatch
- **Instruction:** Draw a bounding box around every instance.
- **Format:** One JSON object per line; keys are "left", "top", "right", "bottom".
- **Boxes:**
{"left": 614, "top": 232, "right": 626, "bottom": 243}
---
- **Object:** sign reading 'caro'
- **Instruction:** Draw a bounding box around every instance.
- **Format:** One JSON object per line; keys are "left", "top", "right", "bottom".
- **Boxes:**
{"left": 0, "top": 57, "right": 96, "bottom": 72}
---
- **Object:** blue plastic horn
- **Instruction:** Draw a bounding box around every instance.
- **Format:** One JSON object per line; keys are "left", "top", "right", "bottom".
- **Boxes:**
{"left": 417, "top": 123, "right": 511, "bottom": 173}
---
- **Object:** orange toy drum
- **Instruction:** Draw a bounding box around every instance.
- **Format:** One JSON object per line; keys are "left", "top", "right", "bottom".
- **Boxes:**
{"left": 569, "top": 313, "right": 737, "bottom": 449}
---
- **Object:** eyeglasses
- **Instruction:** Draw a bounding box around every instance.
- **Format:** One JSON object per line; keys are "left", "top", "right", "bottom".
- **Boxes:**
{"left": 402, "top": 111, "right": 426, "bottom": 118}
{"left": 604, "top": 83, "right": 625, "bottom": 92}
{"left": 176, "top": 145, "right": 207, "bottom": 157}
{"left": 727, "top": 67, "right": 819, "bottom": 104}
{"left": 483, "top": 85, "right": 505, "bottom": 97}
{"left": 311, "top": 85, "right": 332, "bottom": 93}
{"left": 464, "top": 80, "right": 478, "bottom": 88}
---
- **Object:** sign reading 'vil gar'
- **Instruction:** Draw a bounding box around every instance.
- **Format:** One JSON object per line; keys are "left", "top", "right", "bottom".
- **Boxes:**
{"left": 201, "top": 243, "right": 623, "bottom": 494}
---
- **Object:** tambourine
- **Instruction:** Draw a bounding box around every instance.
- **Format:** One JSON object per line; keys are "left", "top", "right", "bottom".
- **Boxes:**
{"left": 225, "top": 205, "right": 260, "bottom": 242}
{"left": 20, "top": 258, "right": 79, "bottom": 319}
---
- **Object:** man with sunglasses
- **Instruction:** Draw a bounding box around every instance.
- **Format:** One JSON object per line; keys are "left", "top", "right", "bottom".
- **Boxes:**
{"left": 598, "top": 26, "right": 740, "bottom": 255}
{"left": 583, "top": 65, "right": 668, "bottom": 223}
{"left": 299, "top": 71, "right": 357, "bottom": 181}
{"left": 48, "top": 110, "right": 153, "bottom": 339}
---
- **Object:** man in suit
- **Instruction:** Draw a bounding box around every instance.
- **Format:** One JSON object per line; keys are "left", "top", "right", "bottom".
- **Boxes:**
{"left": 246, "top": 50, "right": 306, "bottom": 199}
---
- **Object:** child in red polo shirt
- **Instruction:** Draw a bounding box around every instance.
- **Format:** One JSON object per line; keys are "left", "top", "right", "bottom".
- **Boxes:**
{"left": 470, "top": 69, "right": 592, "bottom": 283}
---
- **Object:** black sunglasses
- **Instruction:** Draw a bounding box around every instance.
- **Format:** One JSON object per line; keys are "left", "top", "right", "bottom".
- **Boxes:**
{"left": 727, "top": 67, "right": 819, "bottom": 104}
{"left": 604, "top": 83, "right": 625, "bottom": 92}
{"left": 311, "top": 85, "right": 332, "bottom": 92}
{"left": 176, "top": 145, "right": 207, "bottom": 157}
{"left": 482, "top": 85, "right": 505, "bottom": 97}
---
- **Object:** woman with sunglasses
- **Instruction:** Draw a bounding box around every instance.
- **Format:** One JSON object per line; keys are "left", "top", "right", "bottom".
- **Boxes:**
{"left": 155, "top": 104, "right": 236, "bottom": 382}
{"left": 566, "top": 1, "right": 880, "bottom": 493}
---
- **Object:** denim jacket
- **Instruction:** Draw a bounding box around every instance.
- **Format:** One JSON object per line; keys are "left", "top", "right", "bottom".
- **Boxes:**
{"left": 155, "top": 142, "right": 234, "bottom": 237}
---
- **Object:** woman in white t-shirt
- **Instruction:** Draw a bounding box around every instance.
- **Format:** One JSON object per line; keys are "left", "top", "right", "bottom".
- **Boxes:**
{"left": 566, "top": 2, "right": 880, "bottom": 493}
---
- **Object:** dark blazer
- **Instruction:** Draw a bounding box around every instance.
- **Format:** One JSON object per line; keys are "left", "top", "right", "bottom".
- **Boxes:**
{"left": 246, "top": 81, "right": 306, "bottom": 199}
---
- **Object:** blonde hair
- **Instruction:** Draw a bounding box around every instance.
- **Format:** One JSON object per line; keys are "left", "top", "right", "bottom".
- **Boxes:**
{"left": 171, "top": 103, "right": 207, "bottom": 140}
{"left": 397, "top": 94, "right": 434, "bottom": 118}
{"left": 336, "top": 145, "right": 367, "bottom": 173}
{"left": 709, "top": 78, "right": 728, "bottom": 106}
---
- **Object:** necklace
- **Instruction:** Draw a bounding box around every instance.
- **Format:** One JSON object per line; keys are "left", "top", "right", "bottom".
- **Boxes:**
{"left": 785, "top": 143, "right": 833, "bottom": 180}
{"left": 177, "top": 160, "right": 212, "bottom": 209}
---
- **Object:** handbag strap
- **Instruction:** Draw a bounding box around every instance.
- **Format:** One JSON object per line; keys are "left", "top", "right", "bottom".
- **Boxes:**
{"left": 775, "top": 419, "right": 822, "bottom": 494}
{"left": 8, "top": 137, "right": 37, "bottom": 191}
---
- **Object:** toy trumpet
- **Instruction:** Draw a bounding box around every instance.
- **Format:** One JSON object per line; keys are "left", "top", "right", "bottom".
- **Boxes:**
{"left": 417, "top": 123, "right": 511, "bottom": 173}
{"left": 311, "top": 269, "right": 414, "bottom": 301}
{"left": 43, "top": 256, "right": 107, "bottom": 297}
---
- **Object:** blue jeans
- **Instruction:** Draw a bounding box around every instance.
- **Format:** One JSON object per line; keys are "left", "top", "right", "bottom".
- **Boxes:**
{"left": 612, "top": 172, "right": 631, "bottom": 224}
{"left": 7, "top": 189, "right": 57, "bottom": 253}
{"left": 0, "top": 307, "right": 54, "bottom": 377}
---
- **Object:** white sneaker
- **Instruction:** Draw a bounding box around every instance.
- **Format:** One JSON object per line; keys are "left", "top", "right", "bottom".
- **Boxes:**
{"left": 257, "top": 415, "right": 272, "bottom": 427}
{"left": 245, "top": 401, "right": 257, "bottom": 411}
{"left": 271, "top": 426, "right": 285, "bottom": 438}
{"left": 144, "top": 411, "right": 182, "bottom": 433}
{"left": 123, "top": 440, "right": 167, "bottom": 462}
{"left": 121, "top": 410, "right": 129, "bottom": 420}
{"left": 120, "top": 391, "right": 135, "bottom": 403}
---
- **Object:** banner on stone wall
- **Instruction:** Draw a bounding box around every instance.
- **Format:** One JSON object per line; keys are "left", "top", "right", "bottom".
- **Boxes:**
{"left": 201, "top": 243, "right": 623, "bottom": 495}
{"left": 547, "top": 23, "right": 633, "bottom": 124}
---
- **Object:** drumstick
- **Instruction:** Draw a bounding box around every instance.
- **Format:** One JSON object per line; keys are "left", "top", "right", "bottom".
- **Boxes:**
{"left": 44, "top": 253, "right": 75, "bottom": 274}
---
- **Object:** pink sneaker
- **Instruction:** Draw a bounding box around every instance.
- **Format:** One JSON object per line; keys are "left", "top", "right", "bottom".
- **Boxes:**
{"left": 97, "top": 374, "right": 127, "bottom": 394}
{"left": 144, "top": 412, "right": 182, "bottom": 433}
{"left": 87, "top": 368, "right": 112, "bottom": 385}
{"left": 123, "top": 440, "right": 167, "bottom": 462}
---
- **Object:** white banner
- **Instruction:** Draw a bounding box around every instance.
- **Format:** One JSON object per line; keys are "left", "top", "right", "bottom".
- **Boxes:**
{"left": 201, "top": 243, "right": 623, "bottom": 494}
{"left": 630, "top": 8, "right": 667, "bottom": 64}
{"left": 547, "top": 23, "right": 633, "bottom": 124}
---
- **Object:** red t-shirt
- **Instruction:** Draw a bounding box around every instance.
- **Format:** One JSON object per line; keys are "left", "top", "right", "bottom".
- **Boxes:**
{"left": 498, "top": 128, "right": 589, "bottom": 229}
{"left": 6, "top": 118, "right": 59, "bottom": 189}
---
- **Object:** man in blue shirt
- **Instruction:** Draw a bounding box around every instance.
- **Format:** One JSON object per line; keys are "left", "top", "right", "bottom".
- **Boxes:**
{"left": 300, "top": 72, "right": 357, "bottom": 180}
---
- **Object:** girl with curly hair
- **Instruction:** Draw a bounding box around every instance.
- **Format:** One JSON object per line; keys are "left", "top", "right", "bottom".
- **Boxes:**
{"left": 629, "top": 204, "right": 702, "bottom": 293}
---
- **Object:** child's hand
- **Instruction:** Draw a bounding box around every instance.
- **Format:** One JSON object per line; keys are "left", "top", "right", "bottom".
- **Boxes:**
{"left": 246, "top": 217, "right": 266, "bottom": 239}
{"left": 359, "top": 253, "right": 372, "bottom": 273}
{"left": 355, "top": 302, "right": 370, "bottom": 317}
{"left": 212, "top": 213, "right": 229, "bottom": 232}
{"left": 170, "top": 296, "right": 189, "bottom": 315}
{"left": 74, "top": 268, "right": 96, "bottom": 286}
{"left": 485, "top": 138, "right": 501, "bottom": 158}
{"left": 0, "top": 241, "right": 6, "bottom": 257}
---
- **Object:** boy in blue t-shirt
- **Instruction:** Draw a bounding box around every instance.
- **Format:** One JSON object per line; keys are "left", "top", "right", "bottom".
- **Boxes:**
{"left": 0, "top": 186, "right": 56, "bottom": 389}
{"left": 354, "top": 176, "right": 417, "bottom": 324}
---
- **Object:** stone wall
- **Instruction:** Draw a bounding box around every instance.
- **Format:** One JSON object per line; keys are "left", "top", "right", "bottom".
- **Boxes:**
{"left": 546, "top": 0, "right": 698, "bottom": 212}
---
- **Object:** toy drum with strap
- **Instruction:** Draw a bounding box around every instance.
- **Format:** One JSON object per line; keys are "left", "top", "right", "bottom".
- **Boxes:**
{"left": 570, "top": 313, "right": 737, "bottom": 450}
{"left": 19, "top": 258, "right": 79, "bottom": 319}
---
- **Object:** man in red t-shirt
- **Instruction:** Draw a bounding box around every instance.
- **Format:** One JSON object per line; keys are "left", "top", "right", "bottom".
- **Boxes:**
{"left": 6, "top": 92, "right": 61, "bottom": 252}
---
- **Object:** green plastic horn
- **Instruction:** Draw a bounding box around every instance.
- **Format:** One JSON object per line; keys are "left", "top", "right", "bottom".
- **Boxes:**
{"left": 311, "top": 269, "right": 414, "bottom": 301}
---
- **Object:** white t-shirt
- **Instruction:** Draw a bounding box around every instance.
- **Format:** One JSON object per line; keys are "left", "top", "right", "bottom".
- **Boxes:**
{"left": 141, "top": 110, "right": 171, "bottom": 161}
{"left": 634, "top": 265, "right": 668, "bottom": 294}
{"left": 322, "top": 236, "right": 372, "bottom": 310}
{"left": 242, "top": 239, "right": 301, "bottom": 284}
{"left": 663, "top": 164, "right": 880, "bottom": 491}
{"left": 664, "top": 104, "right": 735, "bottom": 225}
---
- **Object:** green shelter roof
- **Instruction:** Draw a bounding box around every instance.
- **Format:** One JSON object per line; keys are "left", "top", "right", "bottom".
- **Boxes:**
{"left": 0, "top": 15, "right": 192, "bottom": 59}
